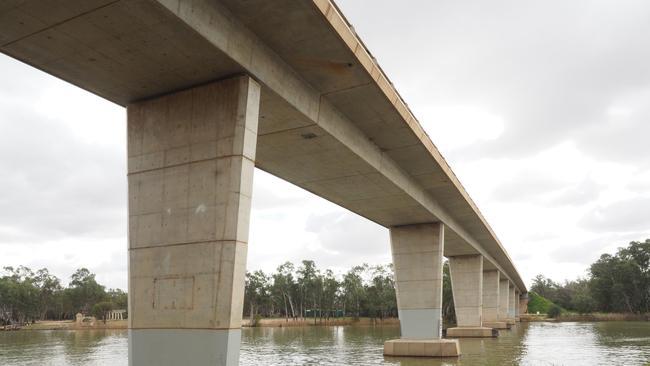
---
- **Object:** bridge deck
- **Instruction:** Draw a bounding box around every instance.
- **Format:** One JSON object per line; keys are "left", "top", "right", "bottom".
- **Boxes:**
{"left": 0, "top": 0, "right": 525, "bottom": 292}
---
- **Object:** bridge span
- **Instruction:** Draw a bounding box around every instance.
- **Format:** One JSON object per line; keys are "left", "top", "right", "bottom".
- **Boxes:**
{"left": 1, "top": 0, "right": 527, "bottom": 363}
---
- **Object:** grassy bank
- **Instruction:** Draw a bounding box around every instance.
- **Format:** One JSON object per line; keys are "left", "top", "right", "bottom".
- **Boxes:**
{"left": 556, "top": 313, "right": 650, "bottom": 322}
{"left": 242, "top": 317, "right": 399, "bottom": 328}
{"left": 521, "top": 312, "right": 649, "bottom": 322}
{"left": 14, "top": 319, "right": 128, "bottom": 331}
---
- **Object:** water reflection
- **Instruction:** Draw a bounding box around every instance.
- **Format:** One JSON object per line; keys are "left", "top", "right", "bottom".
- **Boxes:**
{"left": 592, "top": 322, "right": 650, "bottom": 365}
{"left": 0, "top": 330, "right": 127, "bottom": 366}
{"left": 1, "top": 322, "right": 650, "bottom": 365}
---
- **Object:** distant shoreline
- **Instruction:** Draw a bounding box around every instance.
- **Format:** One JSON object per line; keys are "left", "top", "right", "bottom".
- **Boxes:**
{"left": 9, "top": 313, "right": 646, "bottom": 332}
{"left": 521, "top": 313, "right": 649, "bottom": 322}
{"left": 9, "top": 320, "right": 128, "bottom": 331}
{"left": 241, "top": 317, "right": 400, "bottom": 328}
{"left": 10, "top": 318, "right": 399, "bottom": 331}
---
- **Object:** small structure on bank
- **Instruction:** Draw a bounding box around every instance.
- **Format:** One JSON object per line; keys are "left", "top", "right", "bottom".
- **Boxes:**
{"left": 75, "top": 313, "right": 96, "bottom": 327}
{"left": 107, "top": 309, "right": 127, "bottom": 321}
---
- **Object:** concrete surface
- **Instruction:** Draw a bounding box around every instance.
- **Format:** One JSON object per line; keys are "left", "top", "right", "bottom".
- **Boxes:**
{"left": 499, "top": 279, "right": 511, "bottom": 324}
{"left": 127, "top": 76, "right": 259, "bottom": 366}
{"left": 508, "top": 284, "right": 517, "bottom": 323}
{"left": 482, "top": 270, "right": 500, "bottom": 323}
{"left": 384, "top": 338, "right": 460, "bottom": 357}
{"left": 129, "top": 329, "right": 240, "bottom": 366}
{"left": 515, "top": 290, "right": 521, "bottom": 321}
{"left": 389, "top": 223, "right": 444, "bottom": 339}
{"left": 448, "top": 255, "right": 492, "bottom": 337}
{"left": 449, "top": 255, "right": 484, "bottom": 328}
{"left": 446, "top": 327, "right": 496, "bottom": 338}
{"left": 483, "top": 321, "right": 510, "bottom": 330}
{"left": 519, "top": 293, "right": 529, "bottom": 316}
{"left": 0, "top": 0, "right": 532, "bottom": 361}
{"left": 0, "top": 0, "right": 526, "bottom": 294}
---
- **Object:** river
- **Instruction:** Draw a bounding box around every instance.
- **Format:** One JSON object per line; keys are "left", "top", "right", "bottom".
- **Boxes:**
{"left": 1, "top": 322, "right": 649, "bottom": 365}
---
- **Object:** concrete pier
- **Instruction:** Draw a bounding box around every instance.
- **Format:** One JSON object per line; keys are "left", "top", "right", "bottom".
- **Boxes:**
{"left": 499, "top": 279, "right": 514, "bottom": 325}
{"left": 384, "top": 223, "right": 459, "bottom": 357}
{"left": 482, "top": 270, "right": 508, "bottom": 330}
{"left": 447, "top": 255, "right": 494, "bottom": 338}
{"left": 127, "top": 76, "right": 260, "bottom": 366}
{"left": 520, "top": 293, "right": 530, "bottom": 316}
{"left": 508, "top": 284, "right": 517, "bottom": 324}
{"left": 515, "top": 290, "right": 521, "bottom": 321}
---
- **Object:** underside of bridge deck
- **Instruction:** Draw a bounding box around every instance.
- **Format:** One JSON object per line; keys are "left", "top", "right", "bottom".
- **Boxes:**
{"left": 0, "top": 0, "right": 525, "bottom": 289}
{"left": 1, "top": 0, "right": 527, "bottom": 363}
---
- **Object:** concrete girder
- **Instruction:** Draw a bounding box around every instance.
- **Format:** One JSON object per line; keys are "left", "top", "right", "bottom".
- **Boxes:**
{"left": 0, "top": 0, "right": 526, "bottom": 293}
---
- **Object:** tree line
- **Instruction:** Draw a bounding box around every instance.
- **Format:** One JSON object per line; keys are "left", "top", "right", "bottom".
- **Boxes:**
{"left": 531, "top": 239, "right": 650, "bottom": 314}
{"left": 244, "top": 261, "right": 398, "bottom": 324}
{"left": 0, "top": 260, "right": 460, "bottom": 327}
{"left": 0, "top": 266, "right": 127, "bottom": 325}
{"left": 244, "top": 260, "right": 458, "bottom": 325}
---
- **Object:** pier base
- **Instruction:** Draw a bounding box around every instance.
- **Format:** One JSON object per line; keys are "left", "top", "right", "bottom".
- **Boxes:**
{"left": 446, "top": 326, "right": 496, "bottom": 338}
{"left": 483, "top": 321, "right": 510, "bottom": 329}
{"left": 384, "top": 339, "right": 459, "bottom": 357}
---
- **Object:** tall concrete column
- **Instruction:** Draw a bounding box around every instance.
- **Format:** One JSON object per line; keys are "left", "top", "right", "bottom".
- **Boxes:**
{"left": 447, "top": 255, "right": 493, "bottom": 337}
{"left": 519, "top": 293, "right": 529, "bottom": 316}
{"left": 508, "top": 284, "right": 516, "bottom": 323}
{"left": 127, "top": 76, "right": 260, "bottom": 366}
{"left": 384, "top": 223, "right": 459, "bottom": 357}
{"left": 514, "top": 290, "right": 521, "bottom": 321}
{"left": 498, "top": 278, "right": 511, "bottom": 325}
{"left": 482, "top": 270, "right": 507, "bottom": 329}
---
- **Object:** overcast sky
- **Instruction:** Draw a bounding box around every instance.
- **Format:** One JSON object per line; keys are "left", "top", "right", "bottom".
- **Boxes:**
{"left": 2, "top": 0, "right": 649, "bottom": 290}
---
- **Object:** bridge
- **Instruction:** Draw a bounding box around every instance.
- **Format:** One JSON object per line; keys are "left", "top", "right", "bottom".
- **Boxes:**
{"left": 1, "top": 0, "right": 527, "bottom": 363}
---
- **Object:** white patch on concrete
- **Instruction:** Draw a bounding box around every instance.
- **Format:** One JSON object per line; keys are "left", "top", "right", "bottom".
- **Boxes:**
{"left": 129, "top": 329, "right": 241, "bottom": 366}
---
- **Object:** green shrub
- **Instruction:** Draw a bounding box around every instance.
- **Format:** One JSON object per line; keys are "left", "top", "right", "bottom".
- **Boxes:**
{"left": 92, "top": 301, "right": 113, "bottom": 324}
{"left": 527, "top": 291, "right": 555, "bottom": 314}
{"left": 547, "top": 305, "right": 562, "bottom": 318}
{"left": 252, "top": 314, "right": 262, "bottom": 327}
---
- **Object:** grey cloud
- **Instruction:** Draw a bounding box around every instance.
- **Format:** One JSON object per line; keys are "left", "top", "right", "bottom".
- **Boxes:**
{"left": 305, "top": 212, "right": 342, "bottom": 233}
{"left": 579, "top": 197, "right": 650, "bottom": 232}
{"left": 304, "top": 211, "right": 390, "bottom": 268}
{"left": 491, "top": 171, "right": 601, "bottom": 208}
{"left": 251, "top": 171, "right": 306, "bottom": 211}
{"left": 550, "top": 231, "right": 650, "bottom": 265}
{"left": 545, "top": 179, "right": 602, "bottom": 207}
{"left": 337, "top": 0, "right": 650, "bottom": 164}
{"left": 627, "top": 173, "right": 650, "bottom": 193}
{"left": 523, "top": 231, "right": 560, "bottom": 242}
{"left": 491, "top": 171, "right": 565, "bottom": 202}
{"left": 0, "top": 103, "right": 126, "bottom": 242}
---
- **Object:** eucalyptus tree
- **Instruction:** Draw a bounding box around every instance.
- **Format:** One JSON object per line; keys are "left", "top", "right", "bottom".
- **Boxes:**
{"left": 321, "top": 269, "right": 339, "bottom": 320}
{"left": 366, "top": 264, "right": 396, "bottom": 320}
{"left": 244, "top": 270, "right": 270, "bottom": 323}
{"left": 66, "top": 268, "right": 106, "bottom": 315}
{"left": 297, "top": 260, "right": 321, "bottom": 323}
{"left": 342, "top": 264, "right": 367, "bottom": 318}
{"left": 33, "top": 268, "right": 63, "bottom": 320}
{"left": 272, "top": 262, "right": 297, "bottom": 320}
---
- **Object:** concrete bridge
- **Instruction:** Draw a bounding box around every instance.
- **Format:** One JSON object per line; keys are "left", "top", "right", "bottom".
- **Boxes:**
{"left": 1, "top": 0, "right": 527, "bottom": 364}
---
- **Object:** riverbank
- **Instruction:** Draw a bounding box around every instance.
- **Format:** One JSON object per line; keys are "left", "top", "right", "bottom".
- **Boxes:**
{"left": 12, "top": 319, "right": 128, "bottom": 331}
{"left": 12, "top": 313, "right": 646, "bottom": 331}
{"left": 556, "top": 312, "right": 650, "bottom": 322}
{"left": 12, "top": 317, "right": 396, "bottom": 331}
{"left": 241, "top": 317, "right": 399, "bottom": 327}
{"left": 521, "top": 312, "right": 650, "bottom": 322}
